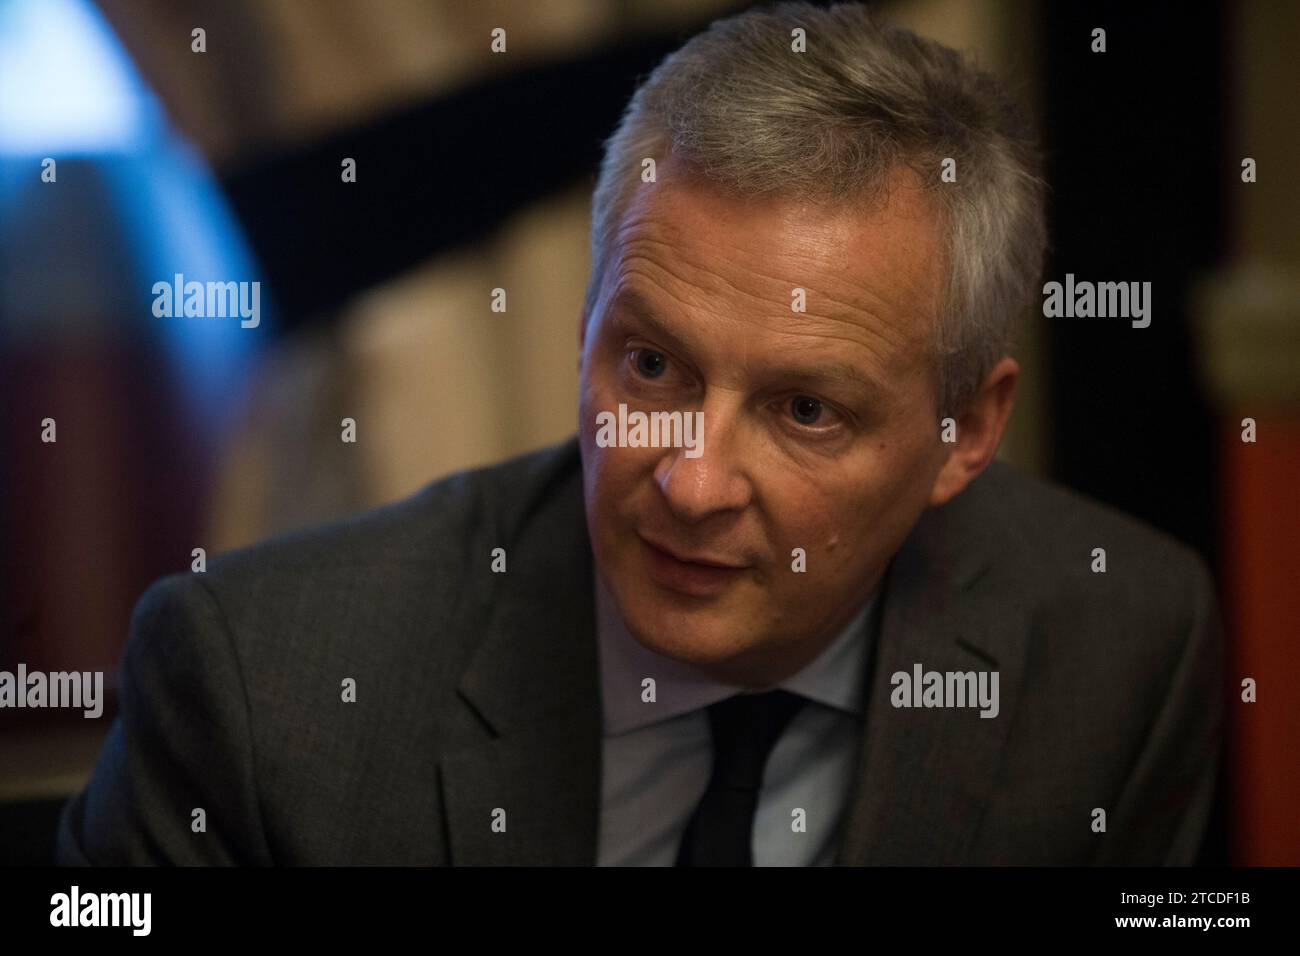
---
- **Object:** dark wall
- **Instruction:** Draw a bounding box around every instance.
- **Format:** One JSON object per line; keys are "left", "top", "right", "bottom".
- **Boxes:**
{"left": 1040, "top": 1, "right": 1227, "bottom": 567}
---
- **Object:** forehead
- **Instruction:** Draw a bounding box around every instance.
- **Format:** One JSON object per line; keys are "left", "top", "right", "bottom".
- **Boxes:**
{"left": 606, "top": 160, "right": 946, "bottom": 353}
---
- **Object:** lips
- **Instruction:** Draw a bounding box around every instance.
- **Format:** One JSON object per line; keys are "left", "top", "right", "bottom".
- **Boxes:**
{"left": 638, "top": 534, "right": 749, "bottom": 597}
{"left": 640, "top": 535, "right": 745, "bottom": 569}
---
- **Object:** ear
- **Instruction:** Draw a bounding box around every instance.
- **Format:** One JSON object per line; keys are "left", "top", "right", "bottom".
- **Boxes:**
{"left": 927, "top": 356, "right": 1019, "bottom": 507}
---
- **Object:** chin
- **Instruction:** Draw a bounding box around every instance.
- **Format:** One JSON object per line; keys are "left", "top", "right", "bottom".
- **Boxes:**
{"left": 617, "top": 588, "right": 759, "bottom": 666}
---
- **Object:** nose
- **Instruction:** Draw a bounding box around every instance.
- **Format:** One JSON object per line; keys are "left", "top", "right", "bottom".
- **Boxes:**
{"left": 652, "top": 400, "right": 754, "bottom": 524}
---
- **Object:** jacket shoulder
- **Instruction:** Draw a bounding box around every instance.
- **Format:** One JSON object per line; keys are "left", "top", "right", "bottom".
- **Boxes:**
{"left": 977, "top": 460, "right": 1212, "bottom": 583}
{"left": 967, "top": 460, "right": 1217, "bottom": 652}
{"left": 145, "top": 437, "right": 583, "bottom": 715}
{"left": 204, "top": 436, "right": 581, "bottom": 585}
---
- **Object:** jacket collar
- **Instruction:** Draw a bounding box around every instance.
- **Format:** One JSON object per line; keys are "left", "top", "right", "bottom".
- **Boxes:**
{"left": 834, "top": 461, "right": 1034, "bottom": 864}
{"left": 440, "top": 441, "right": 603, "bottom": 865}
{"left": 597, "top": 571, "right": 875, "bottom": 736}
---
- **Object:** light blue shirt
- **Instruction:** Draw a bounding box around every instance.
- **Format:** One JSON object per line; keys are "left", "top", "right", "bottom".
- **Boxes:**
{"left": 595, "top": 577, "right": 874, "bottom": 866}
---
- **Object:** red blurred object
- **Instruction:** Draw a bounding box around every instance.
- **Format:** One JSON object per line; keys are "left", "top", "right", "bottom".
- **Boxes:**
{"left": 1221, "top": 415, "right": 1300, "bottom": 864}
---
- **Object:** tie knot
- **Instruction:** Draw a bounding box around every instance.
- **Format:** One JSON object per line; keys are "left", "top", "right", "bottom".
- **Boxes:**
{"left": 705, "top": 689, "right": 808, "bottom": 792}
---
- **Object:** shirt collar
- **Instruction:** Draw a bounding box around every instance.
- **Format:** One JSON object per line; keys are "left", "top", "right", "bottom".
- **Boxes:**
{"left": 596, "top": 574, "right": 874, "bottom": 737}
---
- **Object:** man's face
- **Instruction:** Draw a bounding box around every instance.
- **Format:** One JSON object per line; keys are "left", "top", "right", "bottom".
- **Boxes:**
{"left": 578, "top": 158, "right": 951, "bottom": 687}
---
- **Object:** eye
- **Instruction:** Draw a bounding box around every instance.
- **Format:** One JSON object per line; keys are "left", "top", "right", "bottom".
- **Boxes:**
{"left": 630, "top": 348, "right": 667, "bottom": 379}
{"left": 790, "top": 395, "right": 823, "bottom": 425}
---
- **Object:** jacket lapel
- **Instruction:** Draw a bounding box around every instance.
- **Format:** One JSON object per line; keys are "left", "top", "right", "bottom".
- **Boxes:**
{"left": 438, "top": 446, "right": 603, "bottom": 865}
{"left": 836, "top": 464, "right": 1033, "bottom": 864}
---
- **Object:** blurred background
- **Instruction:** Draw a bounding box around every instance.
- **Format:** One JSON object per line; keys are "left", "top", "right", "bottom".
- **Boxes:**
{"left": 1, "top": 0, "right": 1296, "bottom": 865}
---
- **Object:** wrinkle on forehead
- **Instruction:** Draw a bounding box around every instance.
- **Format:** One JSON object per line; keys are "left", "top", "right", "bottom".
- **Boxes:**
{"left": 609, "top": 164, "right": 944, "bottom": 353}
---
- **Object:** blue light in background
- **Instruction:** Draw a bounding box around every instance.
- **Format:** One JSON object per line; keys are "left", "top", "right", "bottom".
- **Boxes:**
{"left": 0, "top": 0, "right": 268, "bottom": 432}
{"left": 0, "top": 0, "right": 161, "bottom": 154}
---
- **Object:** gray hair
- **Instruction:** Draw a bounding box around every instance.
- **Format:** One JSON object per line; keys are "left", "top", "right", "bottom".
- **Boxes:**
{"left": 585, "top": 1, "right": 1048, "bottom": 413}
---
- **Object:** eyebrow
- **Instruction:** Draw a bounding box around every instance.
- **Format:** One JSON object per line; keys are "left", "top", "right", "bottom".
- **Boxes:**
{"left": 607, "top": 285, "right": 890, "bottom": 408}
{"left": 609, "top": 286, "right": 704, "bottom": 350}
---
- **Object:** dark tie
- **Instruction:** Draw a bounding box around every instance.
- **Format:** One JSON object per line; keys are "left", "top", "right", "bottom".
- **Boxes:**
{"left": 675, "top": 688, "right": 809, "bottom": 866}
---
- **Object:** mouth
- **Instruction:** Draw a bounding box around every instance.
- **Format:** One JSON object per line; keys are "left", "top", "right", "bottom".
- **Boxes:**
{"left": 637, "top": 533, "right": 750, "bottom": 597}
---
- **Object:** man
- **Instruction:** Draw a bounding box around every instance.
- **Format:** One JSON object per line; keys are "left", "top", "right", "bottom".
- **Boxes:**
{"left": 57, "top": 2, "right": 1222, "bottom": 866}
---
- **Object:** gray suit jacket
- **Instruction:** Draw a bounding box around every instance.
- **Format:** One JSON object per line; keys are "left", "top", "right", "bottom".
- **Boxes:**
{"left": 56, "top": 437, "right": 1223, "bottom": 865}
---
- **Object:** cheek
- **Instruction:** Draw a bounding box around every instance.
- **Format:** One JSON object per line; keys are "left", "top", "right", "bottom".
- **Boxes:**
{"left": 763, "top": 473, "right": 904, "bottom": 583}
{"left": 578, "top": 374, "right": 618, "bottom": 483}
{"left": 762, "top": 486, "right": 853, "bottom": 579}
{"left": 581, "top": 442, "right": 653, "bottom": 537}
{"left": 579, "top": 363, "right": 667, "bottom": 513}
